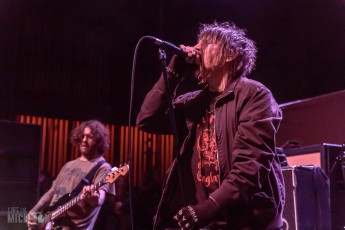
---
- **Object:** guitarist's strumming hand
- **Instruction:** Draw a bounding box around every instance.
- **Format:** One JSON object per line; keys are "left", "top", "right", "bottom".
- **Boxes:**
{"left": 80, "top": 184, "right": 106, "bottom": 207}
{"left": 27, "top": 210, "right": 40, "bottom": 230}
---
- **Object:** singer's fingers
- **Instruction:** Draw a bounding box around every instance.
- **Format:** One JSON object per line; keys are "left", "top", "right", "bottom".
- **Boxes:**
{"left": 180, "top": 45, "right": 193, "bottom": 55}
{"left": 180, "top": 45, "right": 197, "bottom": 56}
{"left": 188, "top": 48, "right": 197, "bottom": 57}
{"left": 179, "top": 44, "right": 188, "bottom": 52}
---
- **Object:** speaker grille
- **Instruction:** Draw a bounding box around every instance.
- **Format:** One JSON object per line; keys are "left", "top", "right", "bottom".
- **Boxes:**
{"left": 282, "top": 167, "right": 297, "bottom": 229}
{"left": 282, "top": 166, "right": 331, "bottom": 230}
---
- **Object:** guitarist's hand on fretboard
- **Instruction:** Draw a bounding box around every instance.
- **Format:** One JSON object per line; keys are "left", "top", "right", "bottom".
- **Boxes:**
{"left": 80, "top": 184, "right": 106, "bottom": 207}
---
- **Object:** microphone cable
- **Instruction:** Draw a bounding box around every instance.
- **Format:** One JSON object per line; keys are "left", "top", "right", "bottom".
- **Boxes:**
{"left": 127, "top": 35, "right": 153, "bottom": 230}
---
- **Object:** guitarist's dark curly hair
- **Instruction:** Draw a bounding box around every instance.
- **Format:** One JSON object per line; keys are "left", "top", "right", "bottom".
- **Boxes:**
{"left": 70, "top": 119, "right": 110, "bottom": 155}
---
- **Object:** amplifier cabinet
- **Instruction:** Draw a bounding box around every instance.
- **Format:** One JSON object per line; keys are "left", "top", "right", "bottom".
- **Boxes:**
{"left": 284, "top": 143, "right": 342, "bottom": 176}
{"left": 282, "top": 166, "right": 331, "bottom": 230}
{"left": 284, "top": 144, "right": 345, "bottom": 229}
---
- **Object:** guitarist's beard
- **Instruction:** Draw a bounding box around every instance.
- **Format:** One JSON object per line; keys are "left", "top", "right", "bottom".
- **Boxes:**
{"left": 79, "top": 142, "right": 99, "bottom": 160}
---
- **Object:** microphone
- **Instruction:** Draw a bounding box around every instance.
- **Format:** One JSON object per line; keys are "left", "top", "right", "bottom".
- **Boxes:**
{"left": 147, "top": 36, "right": 196, "bottom": 64}
{"left": 147, "top": 36, "right": 184, "bottom": 56}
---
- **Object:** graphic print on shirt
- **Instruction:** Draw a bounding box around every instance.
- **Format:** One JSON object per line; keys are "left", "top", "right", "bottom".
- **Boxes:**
{"left": 195, "top": 112, "right": 220, "bottom": 188}
{"left": 54, "top": 166, "right": 87, "bottom": 198}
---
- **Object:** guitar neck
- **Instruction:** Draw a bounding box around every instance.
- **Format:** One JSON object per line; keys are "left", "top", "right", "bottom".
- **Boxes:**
{"left": 50, "top": 180, "right": 105, "bottom": 221}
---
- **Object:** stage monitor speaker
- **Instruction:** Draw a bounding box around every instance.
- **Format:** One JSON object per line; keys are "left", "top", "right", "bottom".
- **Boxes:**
{"left": 284, "top": 144, "right": 345, "bottom": 230}
{"left": 282, "top": 166, "right": 331, "bottom": 230}
{"left": 0, "top": 120, "right": 41, "bottom": 230}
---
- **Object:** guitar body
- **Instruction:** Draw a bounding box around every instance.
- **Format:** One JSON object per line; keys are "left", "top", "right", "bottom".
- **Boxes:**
{"left": 40, "top": 221, "right": 60, "bottom": 230}
{"left": 30, "top": 212, "right": 62, "bottom": 230}
{"left": 39, "top": 193, "right": 73, "bottom": 230}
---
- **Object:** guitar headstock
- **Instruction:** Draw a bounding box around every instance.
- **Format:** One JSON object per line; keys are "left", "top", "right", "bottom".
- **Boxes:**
{"left": 105, "top": 163, "right": 129, "bottom": 184}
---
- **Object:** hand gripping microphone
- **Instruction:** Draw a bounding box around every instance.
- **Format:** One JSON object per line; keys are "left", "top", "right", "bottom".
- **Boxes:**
{"left": 147, "top": 36, "right": 196, "bottom": 64}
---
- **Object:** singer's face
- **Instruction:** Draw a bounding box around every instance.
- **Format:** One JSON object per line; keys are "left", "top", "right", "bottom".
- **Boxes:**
{"left": 196, "top": 40, "right": 224, "bottom": 80}
{"left": 201, "top": 43, "right": 221, "bottom": 70}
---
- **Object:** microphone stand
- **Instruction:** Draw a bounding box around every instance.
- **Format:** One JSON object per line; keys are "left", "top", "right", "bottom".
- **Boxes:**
{"left": 158, "top": 48, "right": 186, "bottom": 205}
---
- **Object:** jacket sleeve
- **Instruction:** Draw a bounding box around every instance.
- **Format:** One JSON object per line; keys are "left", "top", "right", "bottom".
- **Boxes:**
{"left": 136, "top": 66, "right": 186, "bottom": 135}
{"left": 210, "top": 83, "right": 283, "bottom": 210}
{"left": 137, "top": 51, "right": 201, "bottom": 134}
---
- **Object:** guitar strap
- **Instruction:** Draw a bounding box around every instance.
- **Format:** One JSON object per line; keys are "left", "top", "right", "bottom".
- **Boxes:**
{"left": 70, "top": 159, "right": 106, "bottom": 197}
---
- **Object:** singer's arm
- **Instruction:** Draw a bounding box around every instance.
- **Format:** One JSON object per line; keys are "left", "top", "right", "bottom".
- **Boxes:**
{"left": 136, "top": 56, "right": 183, "bottom": 134}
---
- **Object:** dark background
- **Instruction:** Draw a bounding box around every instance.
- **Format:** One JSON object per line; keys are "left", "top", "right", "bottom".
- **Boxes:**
{"left": 1, "top": 0, "right": 345, "bottom": 124}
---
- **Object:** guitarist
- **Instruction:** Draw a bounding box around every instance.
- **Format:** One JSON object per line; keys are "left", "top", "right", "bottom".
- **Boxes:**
{"left": 27, "top": 120, "right": 116, "bottom": 230}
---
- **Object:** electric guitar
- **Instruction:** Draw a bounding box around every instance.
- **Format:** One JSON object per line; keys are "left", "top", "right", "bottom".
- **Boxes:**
{"left": 34, "top": 164, "right": 129, "bottom": 230}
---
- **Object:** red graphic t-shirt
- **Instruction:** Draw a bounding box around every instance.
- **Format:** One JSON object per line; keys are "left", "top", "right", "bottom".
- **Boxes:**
{"left": 191, "top": 92, "right": 221, "bottom": 203}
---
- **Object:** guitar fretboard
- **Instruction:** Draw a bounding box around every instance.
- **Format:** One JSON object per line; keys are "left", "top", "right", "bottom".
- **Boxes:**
{"left": 50, "top": 181, "right": 104, "bottom": 220}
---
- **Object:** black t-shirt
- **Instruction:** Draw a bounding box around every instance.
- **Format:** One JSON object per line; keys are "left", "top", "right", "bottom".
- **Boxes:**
{"left": 191, "top": 91, "right": 222, "bottom": 203}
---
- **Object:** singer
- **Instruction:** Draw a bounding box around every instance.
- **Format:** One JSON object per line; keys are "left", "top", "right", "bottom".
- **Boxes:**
{"left": 137, "top": 22, "right": 285, "bottom": 230}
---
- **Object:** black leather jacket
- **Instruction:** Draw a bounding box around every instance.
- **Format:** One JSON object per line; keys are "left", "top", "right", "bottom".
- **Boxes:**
{"left": 137, "top": 73, "right": 285, "bottom": 230}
